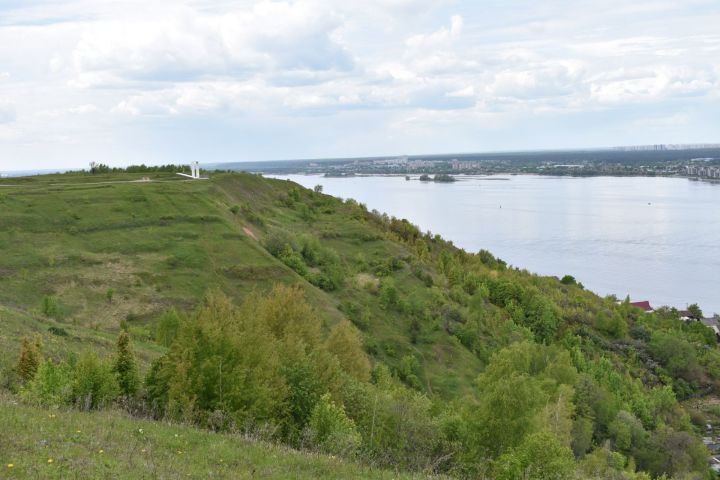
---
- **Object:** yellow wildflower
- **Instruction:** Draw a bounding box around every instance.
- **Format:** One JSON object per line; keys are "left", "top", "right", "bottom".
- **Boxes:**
{"left": 48, "top": 458, "right": 53, "bottom": 464}
{"left": 7, "top": 464, "right": 14, "bottom": 468}
{"left": 98, "top": 449, "right": 104, "bottom": 454}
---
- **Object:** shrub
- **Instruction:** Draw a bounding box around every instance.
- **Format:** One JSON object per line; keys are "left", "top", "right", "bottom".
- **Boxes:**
{"left": 47, "top": 326, "right": 68, "bottom": 336}
{"left": 114, "top": 331, "right": 140, "bottom": 397}
{"left": 71, "top": 352, "right": 120, "bottom": 410}
{"left": 21, "top": 360, "right": 73, "bottom": 406}
{"left": 398, "top": 355, "right": 421, "bottom": 390}
{"left": 41, "top": 295, "right": 59, "bottom": 318}
{"left": 307, "top": 393, "right": 361, "bottom": 456}
{"left": 155, "top": 308, "right": 181, "bottom": 347}
{"left": 264, "top": 229, "right": 297, "bottom": 257}
{"left": 278, "top": 245, "right": 308, "bottom": 276}
{"left": 146, "top": 290, "right": 287, "bottom": 426}
{"left": 16, "top": 336, "right": 42, "bottom": 383}
{"left": 494, "top": 431, "right": 575, "bottom": 480}
{"left": 378, "top": 279, "right": 400, "bottom": 310}
{"left": 326, "top": 321, "right": 371, "bottom": 382}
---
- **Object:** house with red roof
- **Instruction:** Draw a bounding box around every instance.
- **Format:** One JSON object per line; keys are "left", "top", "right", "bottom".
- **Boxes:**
{"left": 630, "top": 300, "right": 653, "bottom": 313}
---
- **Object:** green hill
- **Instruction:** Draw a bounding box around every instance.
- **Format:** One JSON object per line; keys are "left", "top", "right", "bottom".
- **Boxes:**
{"left": 1, "top": 171, "right": 719, "bottom": 479}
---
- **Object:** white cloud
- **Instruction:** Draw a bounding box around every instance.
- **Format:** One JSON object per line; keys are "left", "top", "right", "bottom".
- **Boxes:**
{"left": 406, "top": 14, "right": 462, "bottom": 49}
{"left": 0, "top": 102, "right": 16, "bottom": 123}
{"left": 0, "top": 0, "right": 719, "bottom": 170}
{"left": 68, "top": 2, "right": 353, "bottom": 88}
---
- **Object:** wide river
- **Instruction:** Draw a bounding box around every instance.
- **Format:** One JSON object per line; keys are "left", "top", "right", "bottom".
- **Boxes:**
{"left": 270, "top": 174, "right": 720, "bottom": 316}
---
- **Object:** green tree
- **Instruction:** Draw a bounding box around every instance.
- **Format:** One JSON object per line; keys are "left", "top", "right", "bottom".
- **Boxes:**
{"left": 147, "top": 290, "right": 287, "bottom": 426}
{"left": 155, "top": 307, "right": 181, "bottom": 347}
{"left": 21, "top": 360, "right": 72, "bottom": 406}
{"left": 114, "top": 331, "right": 140, "bottom": 397}
{"left": 307, "top": 393, "right": 361, "bottom": 456}
{"left": 326, "top": 321, "right": 371, "bottom": 382}
{"left": 687, "top": 303, "right": 703, "bottom": 319}
{"left": 494, "top": 431, "right": 575, "bottom": 480}
{"left": 464, "top": 342, "right": 577, "bottom": 458}
{"left": 71, "top": 352, "right": 120, "bottom": 410}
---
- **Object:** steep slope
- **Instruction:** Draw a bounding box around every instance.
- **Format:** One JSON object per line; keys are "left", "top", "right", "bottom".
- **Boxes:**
{"left": 1, "top": 171, "right": 719, "bottom": 478}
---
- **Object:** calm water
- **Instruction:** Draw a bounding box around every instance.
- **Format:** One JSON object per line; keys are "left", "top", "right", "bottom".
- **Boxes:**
{"left": 271, "top": 174, "right": 720, "bottom": 316}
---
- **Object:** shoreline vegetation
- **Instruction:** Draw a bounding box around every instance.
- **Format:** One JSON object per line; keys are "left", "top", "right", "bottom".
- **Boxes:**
{"left": 1, "top": 169, "right": 719, "bottom": 478}
{"left": 418, "top": 174, "right": 456, "bottom": 183}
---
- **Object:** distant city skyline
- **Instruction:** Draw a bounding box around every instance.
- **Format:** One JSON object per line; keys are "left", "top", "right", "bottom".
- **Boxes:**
{"left": 1, "top": 0, "right": 719, "bottom": 170}
{"left": 3, "top": 142, "right": 720, "bottom": 174}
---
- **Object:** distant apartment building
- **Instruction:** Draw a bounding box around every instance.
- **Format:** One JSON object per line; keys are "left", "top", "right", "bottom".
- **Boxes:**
{"left": 407, "top": 160, "right": 438, "bottom": 171}
{"left": 450, "top": 160, "right": 480, "bottom": 170}
{"left": 686, "top": 165, "right": 720, "bottom": 178}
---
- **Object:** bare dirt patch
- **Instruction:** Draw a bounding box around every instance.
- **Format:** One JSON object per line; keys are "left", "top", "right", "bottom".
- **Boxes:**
{"left": 243, "top": 226, "right": 258, "bottom": 241}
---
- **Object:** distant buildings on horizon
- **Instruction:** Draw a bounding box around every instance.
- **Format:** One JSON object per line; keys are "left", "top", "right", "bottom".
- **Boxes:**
{"left": 612, "top": 143, "right": 720, "bottom": 151}
{"left": 686, "top": 164, "right": 720, "bottom": 179}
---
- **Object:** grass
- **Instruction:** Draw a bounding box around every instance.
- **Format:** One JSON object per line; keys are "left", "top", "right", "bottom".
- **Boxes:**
{"left": 0, "top": 394, "right": 426, "bottom": 479}
{"left": 0, "top": 171, "right": 484, "bottom": 397}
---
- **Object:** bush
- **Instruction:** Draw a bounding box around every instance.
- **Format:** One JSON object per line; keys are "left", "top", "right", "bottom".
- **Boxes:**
{"left": 114, "top": 331, "right": 140, "bottom": 397}
{"left": 71, "top": 352, "right": 120, "bottom": 410}
{"left": 155, "top": 308, "right": 181, "bottom": 347}
{"left": 16, "top": 336, "right": 42, "bottom": 383}
{"left": 378, "top": 279, "right": 400, "bottom": 310}
{"left": 398, "top": 355, "right": 421, "bottom": 389}
{"left": 264, "top": 229, "right": 297, "bottom": 257}
{"left": 41, "top": 295, "right": 59, "bottom": 318}
{"left": 494, "top": 431, "right": 575, "bottom": 480}
{"left": 326, "top": 321, "right": 371, "bottom": 382}
{"left": 21, "top": 360, "right": 72, "bottom": 406}
{"left": 278, "top": 245, "right": 308, "bottom": 276}
{"left": 307, "top": 393, "right": 361, "bottom": 456}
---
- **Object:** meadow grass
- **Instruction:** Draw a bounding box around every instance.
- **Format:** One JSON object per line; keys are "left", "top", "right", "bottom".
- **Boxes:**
{"left": 0, "top": 393, "right": 427, "bottom": 479}
{"left": 1, "top": 171, "right": 483, "bottom": 398}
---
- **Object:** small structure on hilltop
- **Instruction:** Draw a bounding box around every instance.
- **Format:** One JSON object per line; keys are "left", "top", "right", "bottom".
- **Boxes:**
{"left": 678, "top": 309, "right": 701, "bottom": 321}
{"left": 630, "top": 300, "right": 654, "bottom": 313}
{"left": 700, "top": 317, "right": 720, "bottom": 339}
{"left": 177, "top": 161, "right": 206, "bottom": 180}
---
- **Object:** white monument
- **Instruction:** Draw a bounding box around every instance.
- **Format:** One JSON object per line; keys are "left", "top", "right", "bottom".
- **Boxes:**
{"left": 177, "top": 161, "right": 205, "bottom": 179}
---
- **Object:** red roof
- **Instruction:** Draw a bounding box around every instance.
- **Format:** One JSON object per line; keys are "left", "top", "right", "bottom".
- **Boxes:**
{"left": 630, "top": 301, "right": 653, "bottom": 312}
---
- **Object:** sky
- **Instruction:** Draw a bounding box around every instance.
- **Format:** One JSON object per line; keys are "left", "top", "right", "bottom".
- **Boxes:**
{"left": 0, "top": 0, "right": 719, "bottom": 171}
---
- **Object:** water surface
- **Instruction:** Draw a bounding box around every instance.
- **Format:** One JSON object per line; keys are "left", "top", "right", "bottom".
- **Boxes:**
{"left": 272, "top": 174, "right": 720, "bottom": 316}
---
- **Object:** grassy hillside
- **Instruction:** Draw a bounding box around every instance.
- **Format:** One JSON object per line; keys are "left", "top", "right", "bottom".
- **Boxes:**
{"left": 0, "top": 172, "right": 480, "bottom": 395}
{"left": 2, "top": 171, "right": 720, "bottom": 479}
{"left": 0, "top": 394, "right": 422, "bottom": 480}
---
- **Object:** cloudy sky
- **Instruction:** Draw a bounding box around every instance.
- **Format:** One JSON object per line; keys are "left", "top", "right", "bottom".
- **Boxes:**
{"left": 1, "top": 0, "right": 719, "bottom": 170}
